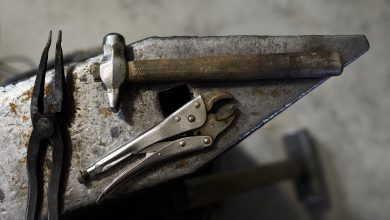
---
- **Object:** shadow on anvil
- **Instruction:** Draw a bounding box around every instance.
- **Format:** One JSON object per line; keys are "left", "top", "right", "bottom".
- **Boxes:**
{"left": 60, "top": 134, "right": 336, "bottom": 220}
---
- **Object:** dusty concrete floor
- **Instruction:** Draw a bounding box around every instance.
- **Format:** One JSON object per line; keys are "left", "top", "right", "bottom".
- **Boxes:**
{"left": 0, "top": 0, "right": 389, "bottom": 219}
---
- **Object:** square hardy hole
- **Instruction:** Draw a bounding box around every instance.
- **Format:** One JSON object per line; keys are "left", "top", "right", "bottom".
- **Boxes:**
{"left": 158, "top": 84, "right": 192, "bottom": 117}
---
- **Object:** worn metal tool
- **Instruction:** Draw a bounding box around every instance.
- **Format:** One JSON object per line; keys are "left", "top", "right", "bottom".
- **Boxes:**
{"left": 26, "top": 31, "right": 67, "bottom": 220}
{"left": 99, "top": 33, "right": 127, "bottom": 112}
{"left": 79, "top": 91, "right": 237, "bottom": 202}
{"left": 94, "top": 34, "right": 344, "bottom": 112}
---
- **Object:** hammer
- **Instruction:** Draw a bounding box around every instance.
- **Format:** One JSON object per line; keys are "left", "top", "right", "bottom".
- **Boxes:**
{"left": 94, "top": 33, "right": 343, "bottom": 113}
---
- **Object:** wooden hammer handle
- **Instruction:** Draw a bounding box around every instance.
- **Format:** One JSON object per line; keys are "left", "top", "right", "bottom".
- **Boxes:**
{"left": 127, "top": 51, "right": 343, "bottom": 82}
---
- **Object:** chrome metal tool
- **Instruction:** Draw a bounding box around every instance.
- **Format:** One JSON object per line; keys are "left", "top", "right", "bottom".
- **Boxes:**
{"left": 99, "top": 33, "right": 127, "bottom": 112}
{"left": 79, "top": 91, "right": 237, "bottom": 202}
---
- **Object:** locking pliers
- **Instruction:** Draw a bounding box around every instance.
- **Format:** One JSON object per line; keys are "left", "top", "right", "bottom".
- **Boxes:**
{"left": 79, "top": 91, "right": 237, "bottom": 202}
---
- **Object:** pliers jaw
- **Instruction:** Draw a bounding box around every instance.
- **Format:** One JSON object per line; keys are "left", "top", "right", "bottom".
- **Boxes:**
{"left": 201, "top": 91, "right": 234, "bottom": 111}
{"left": 193, "top": 104, "right": 237, "bottom": 140}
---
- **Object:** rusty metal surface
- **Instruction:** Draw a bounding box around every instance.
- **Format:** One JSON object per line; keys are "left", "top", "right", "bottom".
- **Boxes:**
{"left": 0, "top": 35, "right": 368, "bottom": 219}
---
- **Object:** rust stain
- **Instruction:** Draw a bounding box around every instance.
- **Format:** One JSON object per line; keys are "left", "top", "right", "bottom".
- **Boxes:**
{"left": 44, "top": 83, "right": 52, "bottom": 94}
{"left": 18, "top": 156, "right": 27, "bottom": 164}
{"left": 22, "top": 133, "right": 31, "bottom": 148}
{"left": 21, "top": 84, "right": 51, "bottom": 102}
{"left": 23, "top": 89, "right": 33, "bottom": 98}
{"left": 21, "top": 88, "right": 33, "bottom": 102}
{"left": 9, "top": 103, "right": 17, "bottom": 114}
{"left": 98, "top": 108, "right": 113, "bottom": 118}
{"left": 22, "top": 115, "right": 29, "bottom": 122}
{"left": 174, "top": 159, "right": 188, "bottom": 169}
{"left": 22, "top": 133, "right": 30, "bottom": 140}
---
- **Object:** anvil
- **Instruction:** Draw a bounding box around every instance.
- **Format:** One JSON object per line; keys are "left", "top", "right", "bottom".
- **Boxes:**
{"left": 0, "top": 35, "right": 368, "bottom": 219}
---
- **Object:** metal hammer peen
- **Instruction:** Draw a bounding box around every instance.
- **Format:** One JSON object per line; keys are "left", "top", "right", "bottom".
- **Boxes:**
{"left": 98, "top": 33, "right": 127, "bottom": 112}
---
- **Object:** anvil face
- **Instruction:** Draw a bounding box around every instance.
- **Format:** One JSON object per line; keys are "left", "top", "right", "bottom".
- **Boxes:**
{"left": 0, "top": 35, "right": 368, "bottom": 218}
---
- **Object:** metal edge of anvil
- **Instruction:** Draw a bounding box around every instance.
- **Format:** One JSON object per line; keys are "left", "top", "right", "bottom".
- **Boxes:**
{"left": 0, "top": 35, "right": 368, "bottom": 218}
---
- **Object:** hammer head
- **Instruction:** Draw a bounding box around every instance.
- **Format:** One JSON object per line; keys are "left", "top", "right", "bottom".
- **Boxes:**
{"left": 99, "top": 33, "right": 126, "bottom": 113}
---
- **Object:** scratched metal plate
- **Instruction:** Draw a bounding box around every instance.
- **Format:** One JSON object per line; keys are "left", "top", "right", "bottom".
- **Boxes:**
{"left": 0, "top": 35, "right": 368, "bottom": 218}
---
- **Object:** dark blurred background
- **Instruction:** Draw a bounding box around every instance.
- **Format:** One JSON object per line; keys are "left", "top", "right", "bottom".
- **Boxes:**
{"left": 0, "top": 0, "right": 388, "bottom": 219}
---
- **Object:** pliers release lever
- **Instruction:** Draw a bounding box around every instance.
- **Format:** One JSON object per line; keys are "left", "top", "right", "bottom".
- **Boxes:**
{"left": 79, "top": 91, "right": 237, "bottom": 203}
{"left": 26, "top": 31, "right": 67, "bottom": 220}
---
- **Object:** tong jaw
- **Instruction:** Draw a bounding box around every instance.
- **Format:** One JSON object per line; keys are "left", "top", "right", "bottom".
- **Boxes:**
{"left": 30, "top": 32, "right": 51, "bottom": 120}
{"left": 93, "top": 91, "right": 236, "bottom": 203}
{"left": 30, "top": 31, "right": 65, "bottom": 126}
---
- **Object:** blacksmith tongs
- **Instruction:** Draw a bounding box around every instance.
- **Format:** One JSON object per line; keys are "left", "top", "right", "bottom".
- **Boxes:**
{"left": 79, "top": 91, "right": 237, "bottom": 203}
{"left": 26, "top": 31, "right": 67, "bottom": 220}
